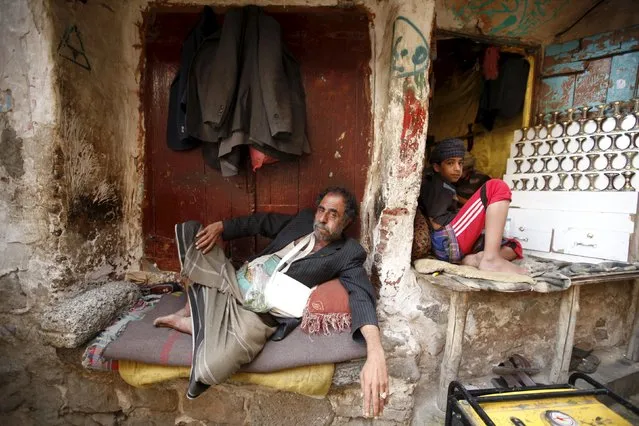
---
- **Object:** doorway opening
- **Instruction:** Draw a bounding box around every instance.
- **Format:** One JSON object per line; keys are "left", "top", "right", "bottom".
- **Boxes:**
{"left": 427, "top": 33, "right": 537, "bottom": 180}
{"left": 142, "top": 7, "right": 373, "bottom": 271}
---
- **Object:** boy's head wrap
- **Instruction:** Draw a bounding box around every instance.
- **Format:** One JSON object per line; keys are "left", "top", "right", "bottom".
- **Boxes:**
{"left": 429, "top": 138, "right": 466, "bottom": 164}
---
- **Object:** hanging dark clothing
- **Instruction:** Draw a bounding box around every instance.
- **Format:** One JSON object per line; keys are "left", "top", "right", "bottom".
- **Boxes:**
{"left": 477, "top": 54, "right": 530, "bottom": 130}
{"left": 186, "top": 6, "right": 309, "bottom": 176}
{"left": 166, "top": 6, "right": 219, "bottom": 151}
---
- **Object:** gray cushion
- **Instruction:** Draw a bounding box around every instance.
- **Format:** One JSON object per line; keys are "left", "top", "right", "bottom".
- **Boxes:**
{"left": 103, "top": 293, "right": 366, "bottom": 373}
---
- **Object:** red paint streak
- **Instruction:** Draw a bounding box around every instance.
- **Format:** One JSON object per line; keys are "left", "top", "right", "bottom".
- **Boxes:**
{"left": 400, "top": 88, "right": 426, "bottom": 162}
{"left": 382, "top": 207, "right": 409, "bottom": 217}
{"left": 160, "top": 329, "right": 182, "bottom": 364}
{"left": 398, "top": 88, "right": 427, "bottom": 178}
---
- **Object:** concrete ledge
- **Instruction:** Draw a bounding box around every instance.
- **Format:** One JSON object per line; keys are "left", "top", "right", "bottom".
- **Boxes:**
{"left": 40, "top": 281, "right": 140, "bottom": 348}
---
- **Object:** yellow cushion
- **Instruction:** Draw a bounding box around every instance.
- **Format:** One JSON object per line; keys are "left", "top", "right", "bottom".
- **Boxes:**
{"left": 118, "top": 360, "right": 335, "bottom": 398}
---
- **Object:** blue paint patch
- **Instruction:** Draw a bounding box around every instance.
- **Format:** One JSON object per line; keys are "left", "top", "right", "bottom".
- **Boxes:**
{"left": 0, "top": 90, "right": 12, "bottom": 113}
{"left": 542, "top": 61, "right": 585, "bottom": 77}
{"left": 579, "top": 31, "right": 619, "bottom": 60}
{"left": 444, "top": 0, "right": 570, "bottom": 38}
{"left": 545, "top": 40, "right": 580, "bottom": 58}
{"left": 619, "top": 35, "right": 639, "bottom": 52}
{"left": 607, "top": 51, "right": 639, "bottom": 103}
{"left": 541, "top": 76, "right": 575, "bottom": 113}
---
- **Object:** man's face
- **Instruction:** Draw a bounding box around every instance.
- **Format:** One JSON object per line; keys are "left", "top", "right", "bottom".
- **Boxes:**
{"left": 314, "top": 193, "right": 351, "bottom": 242}
{"left": 434, "top": 157, "right": 463, "bottom": 183}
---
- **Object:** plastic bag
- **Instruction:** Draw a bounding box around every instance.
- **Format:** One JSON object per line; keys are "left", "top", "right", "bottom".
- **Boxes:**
{"left": 238, "top": 254, "right": 282, "bottom": 313}
{"left": 242, "top": 264, "right": 271, "bottom": 313}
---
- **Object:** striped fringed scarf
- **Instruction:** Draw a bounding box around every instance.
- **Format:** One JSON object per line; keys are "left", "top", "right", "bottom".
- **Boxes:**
{"left": 300, "top": 309, "right": 351, "bottom": 335}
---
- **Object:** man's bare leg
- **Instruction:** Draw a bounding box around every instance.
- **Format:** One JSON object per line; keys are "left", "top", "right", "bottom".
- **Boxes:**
{"left": 477, "top": 200, "right": 527, "bottom": 274}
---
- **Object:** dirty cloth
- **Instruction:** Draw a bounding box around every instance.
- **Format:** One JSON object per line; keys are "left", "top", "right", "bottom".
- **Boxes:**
{"left": 414, "top": 256, "right": 639, "bottom": 293}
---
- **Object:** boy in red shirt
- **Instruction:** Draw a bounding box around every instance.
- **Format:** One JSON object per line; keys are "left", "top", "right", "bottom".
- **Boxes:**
{"left": 418, "top": 138, "right": 526, "bottom": 274}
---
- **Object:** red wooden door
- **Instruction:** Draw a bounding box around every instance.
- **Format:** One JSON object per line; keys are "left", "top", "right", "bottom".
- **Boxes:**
{"left": 143, "top": 8, "right": 372, "bottom": 271}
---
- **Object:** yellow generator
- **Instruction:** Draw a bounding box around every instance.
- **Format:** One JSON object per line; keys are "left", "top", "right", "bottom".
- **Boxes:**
{"left": 445, "top": 373, "right": 639, "bottom": 425}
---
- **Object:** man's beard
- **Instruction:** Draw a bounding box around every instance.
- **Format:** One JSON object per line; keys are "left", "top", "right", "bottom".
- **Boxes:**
{"left": 313, "top": 222, "right": 343, "bottom": 242}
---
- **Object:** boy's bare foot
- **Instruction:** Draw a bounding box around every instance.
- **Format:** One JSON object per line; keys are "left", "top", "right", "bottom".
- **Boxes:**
{"left": 461, "top": 253, "right": 483, "bottom": 268}
{"left": 478, "top": 255, "right": 528, "bottom": 275}
{"left": 153, "top": 313, "right": 192, "bottom": 334}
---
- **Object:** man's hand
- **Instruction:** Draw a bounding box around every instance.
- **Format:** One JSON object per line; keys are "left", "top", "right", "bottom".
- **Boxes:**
{"left": 195, "top": 222, "right": 224, "bottom": 254}
{"left": 359, "top": 325, "right": 388, "bottom": 418}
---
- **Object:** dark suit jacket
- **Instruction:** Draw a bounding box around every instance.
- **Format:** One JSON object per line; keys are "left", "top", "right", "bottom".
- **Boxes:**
{"left": 187, "top": 6, "right": 309, "bottom": 176}
{"left": 166, "top": 6, "right": 219, "bottom": 151}
{"left": 222, "top": 209, "right": 377, "bottom": 341}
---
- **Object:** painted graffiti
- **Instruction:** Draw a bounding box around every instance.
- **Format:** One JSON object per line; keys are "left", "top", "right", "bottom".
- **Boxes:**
{"left": 398, "top": 85, "right": 427, "bottom": 177}
{"left": 444, "top": 0, "right": 570, "bottom": 37}
{"left": 391, "top": 17, "right": 429, "bottom": 79}
{"left": 57, "top": 25, "right": 91, "bottom": 71}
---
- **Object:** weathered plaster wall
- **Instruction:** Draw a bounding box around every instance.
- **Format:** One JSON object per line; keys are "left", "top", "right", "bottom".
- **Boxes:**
{"left": 555, "top": 0, "right": 639, "bottom": 44}
{"left": 434, "top": 0, "right": 599, "bottom": 44}
{"left": 0, "top": 0, "right": 81, "bottom": 422}
{"left": 48, "top": 0, "right": 144, "bottom": 284}
{"left": 538, "top": 26, "right": 639, "bottom": 114}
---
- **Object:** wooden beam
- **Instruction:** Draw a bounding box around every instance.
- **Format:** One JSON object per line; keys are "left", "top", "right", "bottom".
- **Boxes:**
{"left": 549, "top": 286, "right": 580, "bottom": 383}
{"left": 437, "top": 291, "right": 469, "bottom": 410}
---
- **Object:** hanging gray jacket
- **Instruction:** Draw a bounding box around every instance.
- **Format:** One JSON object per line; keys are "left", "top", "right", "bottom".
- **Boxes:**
{"left": 186, "top": 6, "right": 309, "bottom": 176}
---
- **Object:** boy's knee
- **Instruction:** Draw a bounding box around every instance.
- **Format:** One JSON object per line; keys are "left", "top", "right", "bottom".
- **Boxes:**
{"left": 485, "top": 179, "right": 512, "bottom": 199}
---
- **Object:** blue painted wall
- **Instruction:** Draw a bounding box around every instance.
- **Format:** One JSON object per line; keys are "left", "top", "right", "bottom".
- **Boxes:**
{"left": 539, "top": 25, "right": 639, "bottom": 114}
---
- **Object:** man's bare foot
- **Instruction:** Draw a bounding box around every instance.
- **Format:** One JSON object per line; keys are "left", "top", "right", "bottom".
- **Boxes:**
{"left": 478, "top": 255, "right": 528, "bottom": 275}
{"left": 173, "top": 303, "right": 191, "bottom": 318}
{"left": 153, "top": 314, "right": 193, "bottom": 334}
{"left": 461, "top": 252, "right": 483, "bottom": 268}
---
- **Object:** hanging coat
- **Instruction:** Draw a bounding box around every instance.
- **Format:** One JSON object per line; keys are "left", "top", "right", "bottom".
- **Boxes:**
{"left": 186, "top": 6, "right": 309, "bottom": 176}
{"left": 166, "top": 6, "right": 219, "bottom": 151}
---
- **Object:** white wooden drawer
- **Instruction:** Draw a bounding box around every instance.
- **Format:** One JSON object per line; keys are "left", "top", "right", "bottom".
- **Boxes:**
{"left": 511, "top": 225, "right": 552, "bottom": 252}
{"left": 552, "top": 228, "right": 629, "bottom": 261}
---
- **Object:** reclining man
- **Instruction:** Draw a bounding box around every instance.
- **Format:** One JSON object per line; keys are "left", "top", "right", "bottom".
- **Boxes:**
{"left": 418, "top": 138, "right": 526, "bottom": 274}
{"left": 155, "top": 186, "right": 388, "bottom": 417}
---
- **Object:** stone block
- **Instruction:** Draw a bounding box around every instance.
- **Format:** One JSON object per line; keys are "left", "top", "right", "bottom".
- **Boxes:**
{"left": 0, "top": 367, "right": 29, "bottom": 412}
{"left": 333, "top": 360, "right": 365, "bottom": 387}
{"left": 128, "top": 387, "right": 178, "bottom": 412}
{"left": 387, "top": 358, "right": 420, "bottom": 383}
{"left": 181, "top": 388, "right": 246, "bottom": 424}
{"left": 332, "top": 417, "right": 402, "bottom": 425}
{"left": 91, "top": 413, "right": 118, "bottom": 426}
{"left": 40, "top": 281, "right": 140, "bottom": 348}
{"left": 62, "top": 413, "right": 102, "bottom": 425}
{"left": 0, "top": 242, "right": 31, "bottom": 276}
{"left": 0, "top": 271, "right": 27, "bottom": 313}
{"left": 329, "top": 388, "right": 361, "bottom": 419}
{"left": 122, "top": 409, "right": 175, "bottom": 426}
{"left": 66, "top": 375, "right": 121, "bottom": 413}
{"left": 0, "top": 410, "right": 37, "bottom": 426}
{"left": 330, "top": 379, "right": 414, "bottom": 423}
{"left": 247, "top": 391, "right": 334, "bottom": 426}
